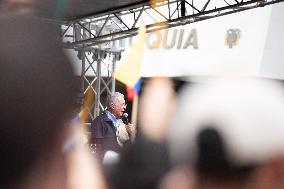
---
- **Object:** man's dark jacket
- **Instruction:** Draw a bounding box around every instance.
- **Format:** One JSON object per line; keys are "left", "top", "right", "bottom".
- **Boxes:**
{"left": 90, "top": 112, "right": 121, "bottom": 155}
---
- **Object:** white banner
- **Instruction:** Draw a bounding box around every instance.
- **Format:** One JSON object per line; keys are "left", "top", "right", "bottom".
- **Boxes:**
{"left": 68, "top": 3, "right": 284, "bottom": 79}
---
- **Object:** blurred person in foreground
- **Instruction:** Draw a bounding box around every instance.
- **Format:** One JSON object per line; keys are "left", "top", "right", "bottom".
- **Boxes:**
{"left": 0, "top": 14, "right": 106, "bottom": 189}
{"left": 163, "top": 77, "right": 284, "bottom": 189}
{"left": 90, "top": 92, "right": 136, "bottom": 162}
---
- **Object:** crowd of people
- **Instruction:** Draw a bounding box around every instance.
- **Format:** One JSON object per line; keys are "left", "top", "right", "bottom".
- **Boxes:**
{"left": 2, "top": 2, "right": 284, "bottom": 189}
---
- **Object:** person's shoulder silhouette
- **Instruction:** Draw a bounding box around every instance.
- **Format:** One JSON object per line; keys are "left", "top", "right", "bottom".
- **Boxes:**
{"left": 0, "top": 14, "right": 78, "bottom": 189}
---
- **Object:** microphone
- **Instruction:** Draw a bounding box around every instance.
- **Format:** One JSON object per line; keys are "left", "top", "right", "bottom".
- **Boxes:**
{"left": 122, "top": 113, "right": 129, "bottom": 124}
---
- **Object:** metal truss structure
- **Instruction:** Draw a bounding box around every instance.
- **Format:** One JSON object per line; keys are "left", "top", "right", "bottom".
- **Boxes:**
{"left": 62, "top": 0, "right": 284, "bottom": 49}
{"left": 62, "top": 0, "right": 284, "bottom": 119}
{"left": 79, "top": 47, "right": 122, "bottom": 120}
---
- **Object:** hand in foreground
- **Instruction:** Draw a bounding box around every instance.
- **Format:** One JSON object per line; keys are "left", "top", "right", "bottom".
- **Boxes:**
{"left": 125, "top": 123, "right": 136, "bottom": 142}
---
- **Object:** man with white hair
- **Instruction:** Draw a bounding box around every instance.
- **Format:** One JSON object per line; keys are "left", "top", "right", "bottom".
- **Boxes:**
{"left": 166, "top": 77, "right": 284, "bottom": 189}
{"left": 91, "top": 92, "right": 136, "bottom": 161}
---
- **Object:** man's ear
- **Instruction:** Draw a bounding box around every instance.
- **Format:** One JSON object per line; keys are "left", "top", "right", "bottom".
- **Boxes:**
{"left": 109, "top": 102, "right": 114, "bottom": 110}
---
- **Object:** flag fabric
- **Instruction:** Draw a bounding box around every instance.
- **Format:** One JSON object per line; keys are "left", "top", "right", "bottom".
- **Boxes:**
{"left": 114, "top": 25, "right": 146, "bottom": 100}
{"left": 114, "top": 0, "right": 168, "bottom": 100}
{"left": 79, "top": 88, "right": 94, "bottom": 123}
{"left": 126, "top": 79, "right": 142, "bottom": 101}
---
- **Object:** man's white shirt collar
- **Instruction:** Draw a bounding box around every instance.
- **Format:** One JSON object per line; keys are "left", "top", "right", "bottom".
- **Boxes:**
{"left": 106, "top": 110, "right": 118, "bottom": 127}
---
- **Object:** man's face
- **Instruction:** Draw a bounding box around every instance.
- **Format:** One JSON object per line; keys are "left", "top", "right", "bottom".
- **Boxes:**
{"left": 111, "top": 96, "right": 126, "bottom": 117}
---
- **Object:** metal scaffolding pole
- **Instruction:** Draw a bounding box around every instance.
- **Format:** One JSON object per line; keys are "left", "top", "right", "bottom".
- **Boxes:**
{"left": 111, "top": 54, "right": 117, "bottom": 93}
{"left": 80, "top": 50, "right": 86, "bottom": 94}
{"left": 95, "top": 55, "right": 101, "bottom": 117}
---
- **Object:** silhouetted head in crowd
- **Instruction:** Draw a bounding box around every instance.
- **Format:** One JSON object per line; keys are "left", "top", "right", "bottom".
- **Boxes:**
{"left": 0, "top": 15, "right": 78, "bottom": 188}
{"left": 110, "top": 140, "right": 170, "bottom": 189}
{"left": 167, "top": 77, "right": 284, "bottom": 189}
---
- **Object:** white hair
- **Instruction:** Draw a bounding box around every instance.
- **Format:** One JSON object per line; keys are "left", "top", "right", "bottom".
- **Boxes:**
{"left": 107, "top": 92, "right": 124, "bottom": 108}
